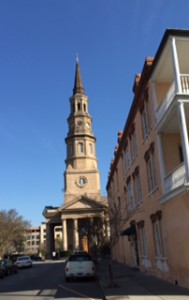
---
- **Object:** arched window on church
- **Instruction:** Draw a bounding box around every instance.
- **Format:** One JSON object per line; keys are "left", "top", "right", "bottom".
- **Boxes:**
{"left": 77, "top": 102, "right": 81, "bottom": 111}
{"left": 89, "top": 143, "right": 93, "bottom": 154}
{"left": 78, "top": 142, "right": 84, "bottom": 153}
{"left": 83, "top": 103, "right": 86, "bottom": 112}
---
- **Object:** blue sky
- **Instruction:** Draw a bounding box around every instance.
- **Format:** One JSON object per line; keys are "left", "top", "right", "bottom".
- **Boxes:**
{"left": 1, "top": 0, "right": 189, "bottom": 226}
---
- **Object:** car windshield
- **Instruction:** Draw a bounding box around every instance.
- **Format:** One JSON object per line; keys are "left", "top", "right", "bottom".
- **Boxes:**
{"left": 69, "top": 255, "right": 92, "bottom": 262}
{"left": 18, "top": 257, "right": 30, "bottom": 261}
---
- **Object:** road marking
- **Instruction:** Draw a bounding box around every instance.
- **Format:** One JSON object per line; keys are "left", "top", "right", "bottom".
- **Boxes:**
{"left": 58, "top": 284, "right": 96, "bottom": 300}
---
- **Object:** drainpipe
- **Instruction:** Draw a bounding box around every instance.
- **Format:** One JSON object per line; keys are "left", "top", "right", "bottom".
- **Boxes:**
{"left": 178, "top": 101, "right": 189, "bottom": 181}
{"left": 171, "top": 37, "right": 182, "bottom": 93}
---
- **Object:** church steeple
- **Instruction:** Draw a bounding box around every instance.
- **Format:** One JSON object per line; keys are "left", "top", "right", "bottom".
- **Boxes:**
{"left": 64, "top": 58, "right": 101, "bottom": 203}
{"left": 73, "top": 55, "right": 85, "bottom": 95}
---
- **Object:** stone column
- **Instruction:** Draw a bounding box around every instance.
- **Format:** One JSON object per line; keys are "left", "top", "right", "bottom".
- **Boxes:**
{"left": 62, "top": 219, "right": 68, "bottom": 251}
{"left": 46, "top": 223, "right": 54, "bottom": 259}
{"left": 74, "top": 219, "right": 79, "bottom": 250}
{"left": 171, "top": 37, "right": 182, "bottom": 93}
{"left": 178, "top": 101, "right": 189, "bottom": 180}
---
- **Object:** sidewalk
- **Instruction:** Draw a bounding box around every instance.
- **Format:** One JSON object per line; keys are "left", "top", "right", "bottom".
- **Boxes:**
{"left": 96, "top": 258, "right": 189, "bottom": 300}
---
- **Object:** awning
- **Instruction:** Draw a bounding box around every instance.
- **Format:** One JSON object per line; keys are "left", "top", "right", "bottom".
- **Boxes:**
{"left": 120, "top": 226, "right": 136, "bottom": 236}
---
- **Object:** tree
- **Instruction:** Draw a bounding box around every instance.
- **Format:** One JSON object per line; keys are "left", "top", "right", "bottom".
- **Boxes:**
{"left": 39, "top": 242, "right": 46, "bottom": 260}
{"left": 109, "top": 198, "right": 127, "bottom": 254}
{"left": 78, "top": 212, "right": 109, "bottom": 258}
{"left": 107, "top": 191, "right": 143, "bottom": 287}
{"left": 107, "top": 193, "right": 129, "bottom": 287}
{"left": 0, "top": 209, "right": 30, "bottom": 258}
{"left": 55, "top": 237, "right": 63, "bottom": 254}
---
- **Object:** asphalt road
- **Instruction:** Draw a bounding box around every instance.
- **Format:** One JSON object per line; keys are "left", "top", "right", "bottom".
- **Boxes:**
{"left": 0, "top": 260, "right": 104, "bottom": 300}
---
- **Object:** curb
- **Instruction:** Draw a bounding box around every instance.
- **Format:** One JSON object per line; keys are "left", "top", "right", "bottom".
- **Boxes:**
{"left": 97, "top": 276, "right": 107, "bottom": 300}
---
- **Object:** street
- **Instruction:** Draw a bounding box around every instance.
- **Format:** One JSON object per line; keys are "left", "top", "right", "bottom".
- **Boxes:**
{"left": 0, "top": 260, "right": 104, "bottom": 300}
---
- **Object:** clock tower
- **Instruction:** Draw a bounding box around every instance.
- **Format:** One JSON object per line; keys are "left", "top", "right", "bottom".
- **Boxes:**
{"left": 64, "top": 58, "right": 101, "bottom": 203}
{"left": 43, "top": 57, "right": 108, "bottom": 255}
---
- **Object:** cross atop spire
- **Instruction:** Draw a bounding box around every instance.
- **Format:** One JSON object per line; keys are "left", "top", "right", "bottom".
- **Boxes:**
{"left": 76, "top": 53, "right": 79, "bottom": 64}
{"left": 73, "top": 55, "right": 85, "bottom": 95}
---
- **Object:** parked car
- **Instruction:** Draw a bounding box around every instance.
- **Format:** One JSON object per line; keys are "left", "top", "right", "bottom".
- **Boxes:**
{"left": 0, "top": 266, "right": 5, "bottom": 279}
{"left": 30, "top": 255, "right": 42, "bottom": 261}
{"left": 65, "top": 253, "right": 96, "bottom": 281}
{"left": 0, "top": 259, "right": 18, "bottom": 276}
{"left": 15, "top": 256, "right": 32, "bottom": 268}
{"left": 73, "top": 250, "right": 88, "bottom": 256}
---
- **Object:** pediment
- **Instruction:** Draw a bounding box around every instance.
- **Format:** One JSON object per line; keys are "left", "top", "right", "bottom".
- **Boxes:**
{"left": 60, "top": 196, "right": 107, "bottom": 212}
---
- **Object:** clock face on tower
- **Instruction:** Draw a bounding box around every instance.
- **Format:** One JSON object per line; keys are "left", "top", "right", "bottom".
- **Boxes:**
{"left": 75, "top": 176, "right": 87, "bottom": 188}
{"left": 77, "top": 121, "right": 83, "bottom": 126}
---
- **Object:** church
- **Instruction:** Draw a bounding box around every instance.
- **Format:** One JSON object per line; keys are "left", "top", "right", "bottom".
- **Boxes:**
{"left": 43, "top": 58, "right": 108, "bottom": 258}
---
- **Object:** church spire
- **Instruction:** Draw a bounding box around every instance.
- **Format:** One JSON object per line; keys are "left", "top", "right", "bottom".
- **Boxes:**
{"left": 73, "top": 54, "right": 85, "bottom": 95}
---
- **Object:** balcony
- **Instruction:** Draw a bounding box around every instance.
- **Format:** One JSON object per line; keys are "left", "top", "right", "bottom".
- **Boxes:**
{"left": 155, "top": 74, "right": 189, "bottom": 130}
{"left": 151, "top": 34, "right": 189, "bottom": 130}
{"left": 150, "top": 31, "right": 189, "bottom": 203}
{"left": 163, "top": 163, "right": 186, "bottom": 196}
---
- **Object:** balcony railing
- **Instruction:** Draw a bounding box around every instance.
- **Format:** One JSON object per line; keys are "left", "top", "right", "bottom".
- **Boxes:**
{"left": 164, "top": 163, "right": 186, "bottom": 195}
{"left": 156, "top": 74, "right": 189, "bottom": 127}
{"left": 180, "top": 74, "right": 189, "bottom": 93}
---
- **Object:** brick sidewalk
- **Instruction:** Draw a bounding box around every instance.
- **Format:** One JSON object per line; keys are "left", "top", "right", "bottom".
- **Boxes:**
{"left": 96, "top": 258, "right": 189, "bottom": 300}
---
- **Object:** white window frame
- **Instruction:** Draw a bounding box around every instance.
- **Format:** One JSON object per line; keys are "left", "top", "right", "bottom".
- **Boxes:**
{"left": 134, "top": 173, "right": 142, "bottom": 204}
{"left": 141, "top": 110, "right": 148, "bottom": 139}
{"left": 141, "top": 97, "right": 152, "bottom": 140}
{"left": 125, "top": 148, "right": 131, "bottom": 171}
{"left": 127, "top": 181, "right": 135, "bottom": 211}
{"left": 146, "top": 152, "right": 156, "bottom": 192}
{"left": 131, "top": 131, "right": 138, "bottom": 160}
{"left": 138, "top": 226, "right": 148, "bottom": 256}
{"left": 154, "top": 219, "right": 165, "bottom": 258}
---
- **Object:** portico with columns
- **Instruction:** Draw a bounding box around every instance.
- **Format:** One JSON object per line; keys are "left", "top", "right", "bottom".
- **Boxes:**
{"left": 43, "top": 58, "right": 108, "bottom": 258}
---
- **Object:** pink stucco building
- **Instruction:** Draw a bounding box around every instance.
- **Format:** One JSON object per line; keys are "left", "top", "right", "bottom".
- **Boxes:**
{"left": 107, "top": 29, "right": 189, "bottom": 289}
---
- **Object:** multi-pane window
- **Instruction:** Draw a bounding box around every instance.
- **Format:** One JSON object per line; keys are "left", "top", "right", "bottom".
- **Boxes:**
{"left": 141, "top": 110, "right": 148, "bottom": 139}
{"left": 127, "top": 178, "right": 135, "bottom": 211}
{"left": 154, "top": 221, "right": 164, "bottom": 256}
{"left": 144, "top": 142, "right": 157, "bottom": 192}
{"left": 137, "top": 221, "right": 148, "bottom": 256}
{"left": 125, "top": 147, "right": 131, "bottom": 172}
{"left": 130, "top": 125, "right": 138, "bottom": 160}
{"left": 133, "top": 167, "right": 142, "bottom": 205}
{"left": 140, "top": 90, "right": 152, "bottom": 139}
{"left": 151, "top": 211, "right": 165, "bottom": 258}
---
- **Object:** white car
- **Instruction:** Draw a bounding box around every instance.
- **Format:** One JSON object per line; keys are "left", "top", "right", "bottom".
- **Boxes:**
{"left": 65, "top": 253, "right": 96, "bottom": 281}
{"left": 16, "top": 256, "right": 33, "bottom": 268}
